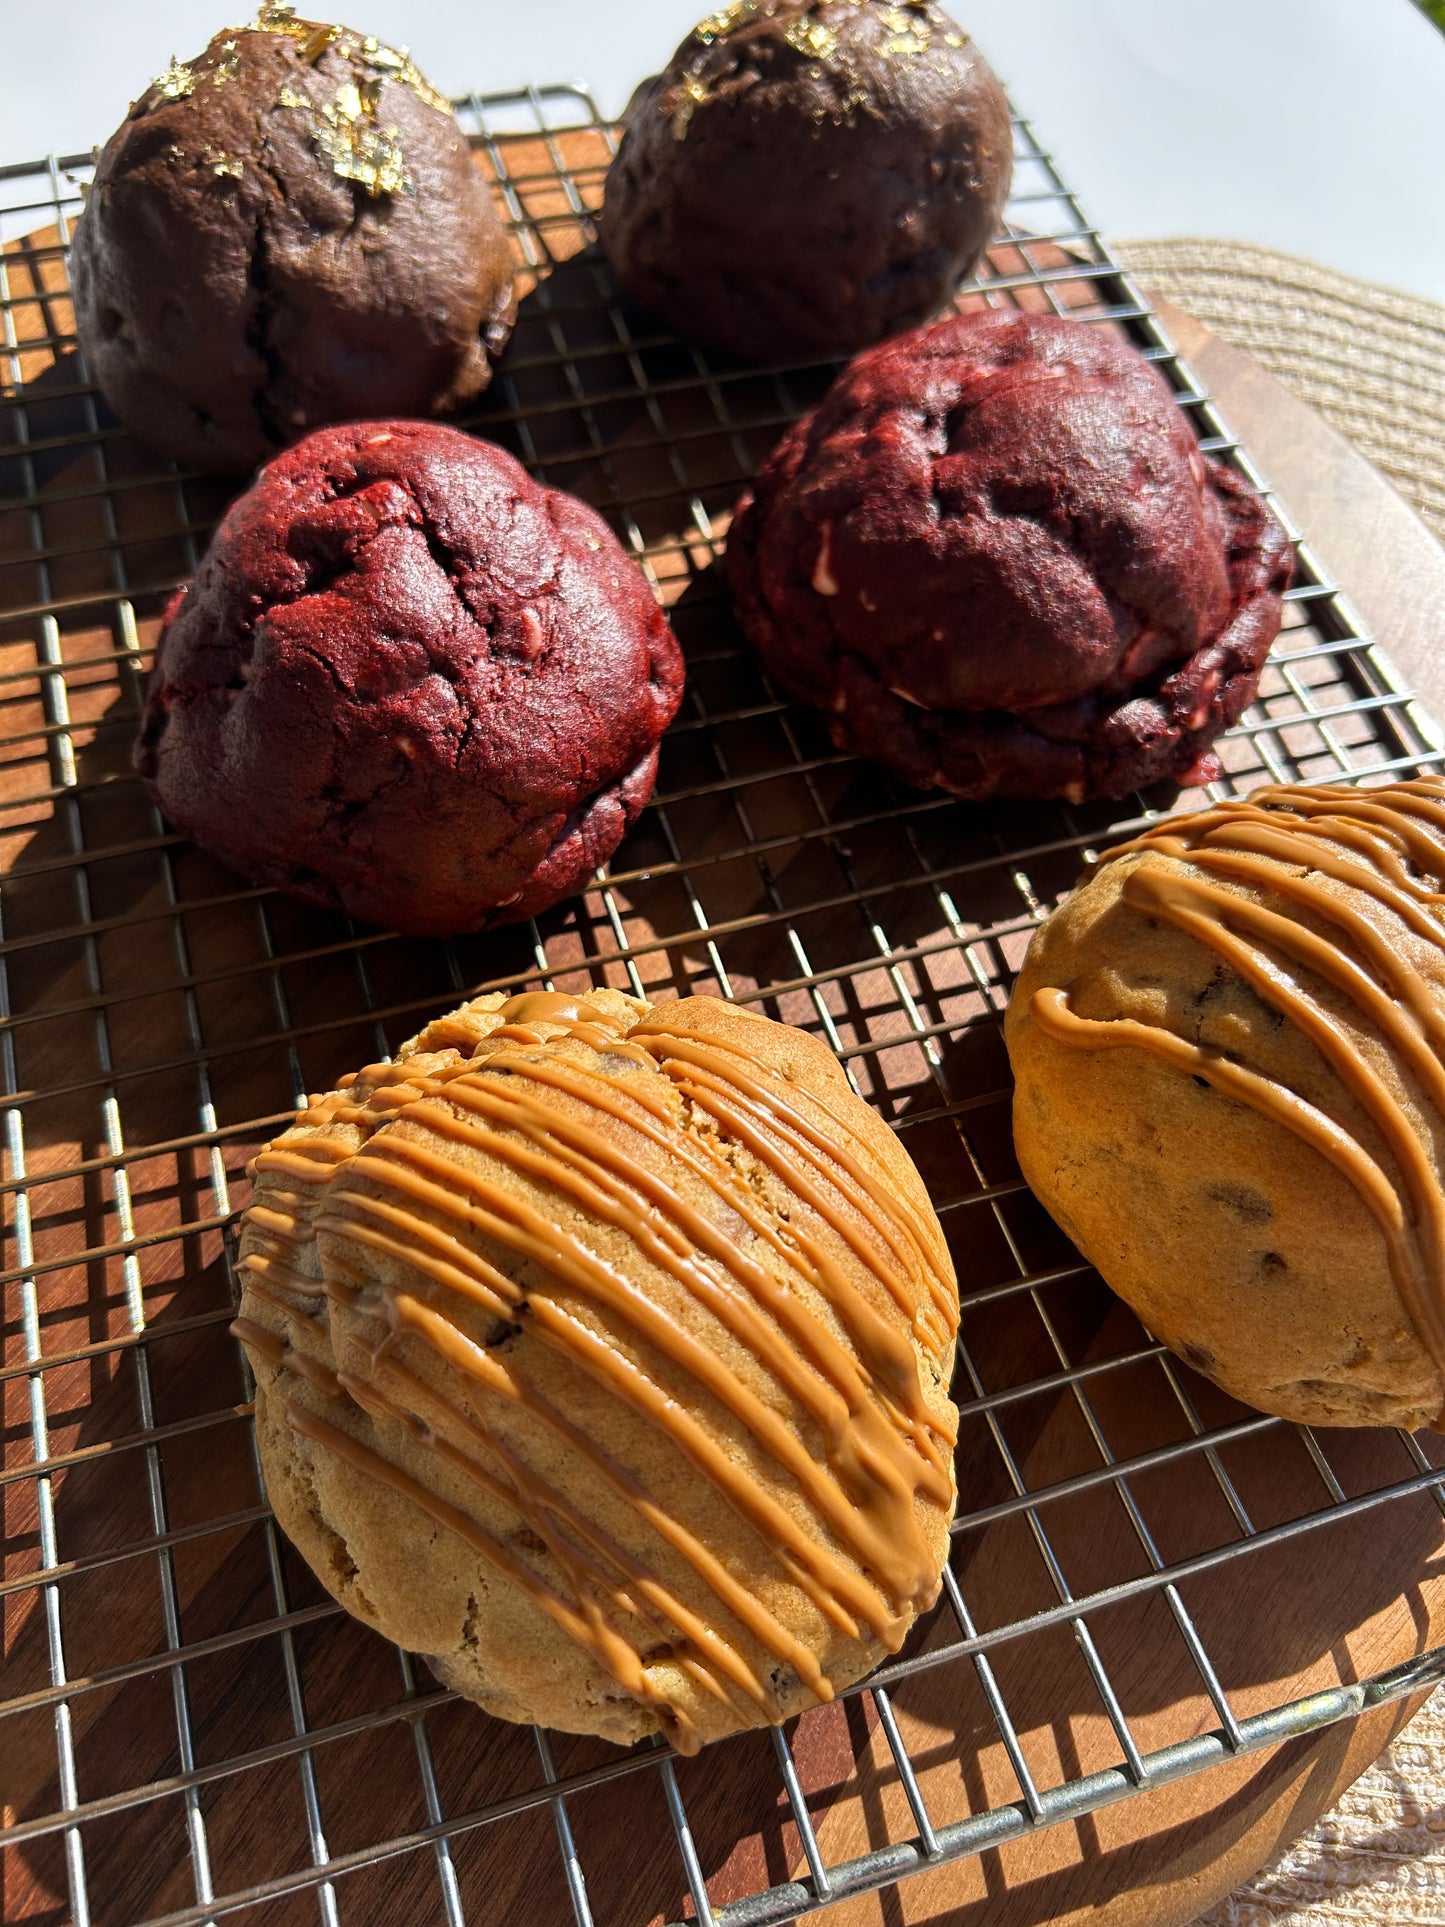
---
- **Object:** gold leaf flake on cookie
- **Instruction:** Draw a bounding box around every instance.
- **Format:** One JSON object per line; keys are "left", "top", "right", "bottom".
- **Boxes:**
{"left": 694, "top": 2, "right": 759, "bottom": 45}
{"left": 783, "top": 16, "right": 838, "bottom": 60}
{"left": 275, "top": 66, "right": 420, "bottom": 195}
{"left": 879, "top": 2, "right": 932, "bottom": 55}
{"left": 331, "top": 80, "right": 365, "bottom": 121}
{"left": 314, "top": 110, "right": 408, "bottom": 196}
{"left": 358, "top": 36, "right": 453, "bottom": 112}
{"left": 365, "top": 52, "right": 452, "bottom": 117}
{"left": 251, "top": 5, "right": 340, "bottom": 61}
{"left": 301, "top": 24, "right": 342, "bottom": 61}
{"left": 248, "top": 7, "right": 453, "bottom": 116}
{"left": 152, "top": 56, "right": 197, "bottom": 101}
{"left": 209, "top": 40, "right": 244, "bottom": 85}
{"left": 667, "top": 74, "right": 710, "bottom": 141}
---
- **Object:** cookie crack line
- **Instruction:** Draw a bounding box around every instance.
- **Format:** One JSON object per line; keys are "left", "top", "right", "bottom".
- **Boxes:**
{"left": 408, "top": 486, "right": 500, "bottom": 651}
{"left": 297, "top": 461, "right": 496, "bottom": 662}
{"left": 233, "top": 992, "right": 959, "bottom": 1750}
{"left": 246, "top": 114, "right": 294, "bottom": 453}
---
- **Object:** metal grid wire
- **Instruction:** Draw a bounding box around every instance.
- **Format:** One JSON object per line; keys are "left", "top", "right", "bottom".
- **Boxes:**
{"left": 5, "top": 78, "right": 1445, "bottom": 1927}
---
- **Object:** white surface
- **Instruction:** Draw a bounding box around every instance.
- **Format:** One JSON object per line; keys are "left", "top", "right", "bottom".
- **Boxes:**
{"left": 3, "top": 0, "right": 1445, "bottom": 303}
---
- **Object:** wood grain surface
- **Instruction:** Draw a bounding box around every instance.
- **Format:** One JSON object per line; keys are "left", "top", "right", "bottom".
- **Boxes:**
{"left": 1154, "top": 297, "right": 1445, "bottom": 727}
{"left": 5, "top": 136, "right": 1445, "bottom": 1927}
{"left": 801, "top": 1308, "right": 1445, "bottom": 1927}
{"left": 791, "top": 294, "right": 1445, "bottom": 1927}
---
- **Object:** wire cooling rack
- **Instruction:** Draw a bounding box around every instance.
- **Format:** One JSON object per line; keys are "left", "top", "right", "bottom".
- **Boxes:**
{"left": 5, "top": 77, "right": 1445, "bottom": 1927}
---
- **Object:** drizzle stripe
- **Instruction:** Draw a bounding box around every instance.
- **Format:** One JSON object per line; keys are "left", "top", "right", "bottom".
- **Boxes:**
{"left": 407, "top": 1069, "right": 952, "bottom": 1483}
{"left": 282, "top": 1396, "right": 696, "bottom": 1747}
{"left": 1033, "top": 777, "right": 1445, "bottom": 1400}
{"left": 322, "top": 1141, "right": 925, "bottom": 1620}
{"left": 234, "top": 992, "right": 956, "bottom": 1739}
{"left": 375, "top": 1291, "right": 836, "bottom": 1697}
{"left": 631, "top": 1024, "right": 956, "bottom": 1330}
{"left": 318, "top": 1195, "right": 884, "bottom": 1637}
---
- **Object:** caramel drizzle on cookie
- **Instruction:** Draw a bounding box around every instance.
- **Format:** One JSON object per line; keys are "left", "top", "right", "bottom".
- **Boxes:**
{"left": 1030, "top": 776, "right": 1445, "bottom": 1393}
{"left": 233, "top": 991, "right": 957, "bottom": 1750}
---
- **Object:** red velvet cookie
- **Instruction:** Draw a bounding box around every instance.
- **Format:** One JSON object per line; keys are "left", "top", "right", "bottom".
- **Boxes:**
{"left": 137, "top": 421, "right": 684, "bottom": 935}
{"left": 726, "top": 310, "right": 1294, "bottom": 801}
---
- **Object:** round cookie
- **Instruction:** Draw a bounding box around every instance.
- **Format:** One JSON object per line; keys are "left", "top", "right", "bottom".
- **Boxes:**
{"left": 232, "top": 988, "right": 960, "bottom": 1751}
{"left": 727, "top": 309, "right": 1295, "bottom": 802}
{"left": 135, "top": 420, "right": 684, "bottom": 936}
{"left": 71, "top": 8, "right": 516, "bottom": 472}
{"left": 1006, "top": 776, "right": 1445, "bottom": 1429}
{"left": 603, "top": 0, "right": 1013, "bottom": 362}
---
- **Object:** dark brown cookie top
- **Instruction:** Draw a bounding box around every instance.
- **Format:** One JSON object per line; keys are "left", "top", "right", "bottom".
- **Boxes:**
{"left": 136, "top": 421, "right": 684, "bottom": 936}
{"left": 726, "top": 309, "right": 1294, "bottom": 801}
{"left": 603, "top": 0, "right": 1013, "bottom": 361}
{"left": 71, "top": 8, "right": 516, "bottom": 472}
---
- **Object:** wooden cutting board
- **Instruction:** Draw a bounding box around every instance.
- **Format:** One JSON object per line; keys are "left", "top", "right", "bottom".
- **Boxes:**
{"left": 6, "top": 166, "right": 1445, "bottom": 1927}
{"left": 795, "top": 300, "right": 1445, "bottom": 1927}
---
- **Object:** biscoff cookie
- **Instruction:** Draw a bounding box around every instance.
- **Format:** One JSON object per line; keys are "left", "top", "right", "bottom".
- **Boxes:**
{"left": 234, "top": 988, "right": 959, "bottom": 1750}
{"left": 1007, "top": 776, "right": 1445, "bottom": 1429}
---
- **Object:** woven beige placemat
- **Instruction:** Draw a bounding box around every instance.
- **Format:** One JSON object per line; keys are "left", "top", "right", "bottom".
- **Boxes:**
{"left": 1114, "top": 238, "right": 1445, "bottom": 542}
{"left": 1191, "top": 1690, "right": 1445, "bottom": 1923}
{"left": 1109, "top": 237, "right": 1445, "bottom": 1923}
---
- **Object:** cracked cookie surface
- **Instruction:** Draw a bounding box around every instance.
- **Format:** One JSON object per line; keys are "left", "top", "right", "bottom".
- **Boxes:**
{"left": 136, "top": 420, "right": 684, "bottom": 934}
{"left": 727, "top": 309, "right": 1294, "bottom": 802}
{"left": 71, "top": 12, "right": 516, "bottom": 472}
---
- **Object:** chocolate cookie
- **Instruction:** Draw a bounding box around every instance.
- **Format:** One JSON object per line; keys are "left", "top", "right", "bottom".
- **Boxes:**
{"left": 603, "top": 1, "right": 1013, "bottom": 361}
{"left": 1007, "top": 776, "right": 1445, "bottom": 1430}
{"left": 727, "top": 309, "right": 1294, "bottom": 802}
{"left": 71, "top": 9, "right": 516, "bottom": 472}
{"left": 136, "top": 421, "right": 684, "bottom": 935}
{"left": 235, "top": 988, "right": 959, "bottom": 1750}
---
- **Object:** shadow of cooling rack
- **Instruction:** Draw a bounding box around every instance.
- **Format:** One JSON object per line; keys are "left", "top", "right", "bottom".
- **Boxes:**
{"left": 3, "top": 77, "right": 1445, "bottom": 1927}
